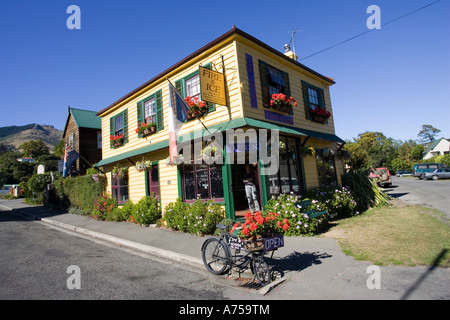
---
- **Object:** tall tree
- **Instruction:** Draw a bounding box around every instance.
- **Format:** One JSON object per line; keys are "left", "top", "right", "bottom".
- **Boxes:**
{"left": 19, "top": 140, "right": 49, "bottom": 159}
{"left": 418, "top": 125, "right": 441, "bottom": 145}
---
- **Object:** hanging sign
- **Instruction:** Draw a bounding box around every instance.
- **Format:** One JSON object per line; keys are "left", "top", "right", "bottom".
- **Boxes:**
{"left": 199, "top": 66, "right": 227, "bottom": 106}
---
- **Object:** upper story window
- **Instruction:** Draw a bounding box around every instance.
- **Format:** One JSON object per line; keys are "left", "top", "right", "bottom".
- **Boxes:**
{"left": 174, "top": 63, "right": 216, "bottom": 121}
{"left": 185, "top": 74, "right": 201, "bottom": 100}
{"left": 109, "top": 109, "right": 128, "bottom": 149}
{"left": 258, "top": 60, "right": 291, "bottom": 110}
{"left": 301, "top": 81, "right": 330, "bottom": 124}
{"left": 144, "top": 97, "right": 156, "bottom": 124}
{"left": 136, "top": 90, "right": 163, "bottom": 138}
{"left": 115, "top": 114, "right": 124, "bottom": 136}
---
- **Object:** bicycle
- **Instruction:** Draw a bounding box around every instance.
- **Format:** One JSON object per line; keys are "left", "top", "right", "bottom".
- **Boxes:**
{"left": 201, "top": 224, "right": 275, "bottom": 286}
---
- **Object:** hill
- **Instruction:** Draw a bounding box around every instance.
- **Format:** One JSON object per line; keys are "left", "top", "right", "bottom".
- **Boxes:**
{"left": 0, "top": 124, "right": 63, "bottom": 151}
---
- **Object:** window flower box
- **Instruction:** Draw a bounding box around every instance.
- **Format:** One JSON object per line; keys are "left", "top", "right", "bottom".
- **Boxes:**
{"left": 270, "top": 93, "right": 297, "bottom": 114}
{"left": 309, "top": 107, "right": 331, "bottom": 123}
{"left": 110, "top": 134, "right": 124, "bottom": 148}
{"left": 185, "top": 96, "right": 207, "bottom": 120}
{"left": 136, "top": 121, "right": 156, "bottom": 137}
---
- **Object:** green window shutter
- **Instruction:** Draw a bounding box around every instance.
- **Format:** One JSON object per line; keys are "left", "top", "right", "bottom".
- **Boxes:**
{"left": 155, "top": 90, "right": 164, "bottom": 131}
{"left": 318, "top": 88, "right": 328, "bottom": 124}
{"left": 203, "top": 63, "right": 216, "bottom": 112}
{"left": 301, "top": 81, "right": 311, "bottom": 120}
{"left": 123, "top": 109, "right": 128, "bottom": 143}
{"left": 258, "top": 60, "right": 270, "bottom": 108}
{"left": 137, "top": 101, "right": 143, "bottom": 138}
{"left": 282, "top": 71, "right": 292, "bottom": 115}
{"left": 175, "top": 79, "right": 184, "bottom": 98}
{"left": 109, "top": 117, "right": 115, "bottom": 148}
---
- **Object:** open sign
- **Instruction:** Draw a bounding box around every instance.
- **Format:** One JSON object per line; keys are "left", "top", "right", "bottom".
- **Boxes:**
{"left": 264, "top": 235, "right": 284, "bottom": 251}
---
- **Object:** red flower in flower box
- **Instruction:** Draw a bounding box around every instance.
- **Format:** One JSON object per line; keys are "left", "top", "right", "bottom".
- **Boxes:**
{"left": 270, "top": 93, "right": 297, "bottom": 114}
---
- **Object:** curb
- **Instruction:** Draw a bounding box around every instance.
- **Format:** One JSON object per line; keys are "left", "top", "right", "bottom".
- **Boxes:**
{"left": 8, "top": 207, "right": 204, "bottom": 270}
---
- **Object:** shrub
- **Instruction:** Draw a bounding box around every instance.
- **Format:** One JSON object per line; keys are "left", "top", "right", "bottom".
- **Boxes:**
{"left": 163, "top": 199, "right": 224, "bottom": 235}
{"left": 163, "top": 198, "right": 189, "bottom": 231}
{"left": 305, "top": 185, "right": 358, "bottom": 218}
{"left": 59, "top": 175, "right": 106, "bottom": 214}
{"left": 264, "top": 193, "right": 327, "bottom": 236}
{"left": 132, "top": 194, "right": 161, "bottom": 226}
{"left": 26, "top": 173, "right": 53, "bottom": 204}
{"left": 92, "top": 193, "right": 118, "bottom": 220}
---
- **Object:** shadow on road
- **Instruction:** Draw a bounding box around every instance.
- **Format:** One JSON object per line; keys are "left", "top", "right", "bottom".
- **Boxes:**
{"left": 268, "top": 251, "right": 333, "bottom": 275}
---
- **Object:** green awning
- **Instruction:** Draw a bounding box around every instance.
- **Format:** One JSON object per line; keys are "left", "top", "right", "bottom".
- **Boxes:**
{"left": 95, "top": 116, "right": 343, "bottom": 167}
{"left": 95, "top": 139, "right": 169, "bottom": 167}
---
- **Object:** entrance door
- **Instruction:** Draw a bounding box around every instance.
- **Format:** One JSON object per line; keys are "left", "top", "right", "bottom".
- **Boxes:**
{"left": 230, "top": 163, "right": 261, "bottom": 218}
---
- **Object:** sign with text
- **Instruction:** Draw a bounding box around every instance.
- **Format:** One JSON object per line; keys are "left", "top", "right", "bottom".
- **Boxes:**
{"left": 199, "top": 66, "right": 227, "bottom": 106}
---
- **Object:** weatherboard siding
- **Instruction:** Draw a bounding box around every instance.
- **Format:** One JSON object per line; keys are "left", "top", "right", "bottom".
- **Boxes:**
{"left": 235, "top": 39, "right": 336, "bottom": 135}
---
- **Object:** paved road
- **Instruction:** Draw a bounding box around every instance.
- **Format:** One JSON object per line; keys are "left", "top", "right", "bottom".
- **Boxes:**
{"left": 0, "top": 209, "right": 260, "bottom": 300}
{"left": 384, "top": 176, "right": 450, "bottom": 222}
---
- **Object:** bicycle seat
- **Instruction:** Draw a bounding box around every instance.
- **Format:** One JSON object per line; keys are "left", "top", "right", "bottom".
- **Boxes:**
{"left": 216, "top": 224, "right": 227, "bottom": 230}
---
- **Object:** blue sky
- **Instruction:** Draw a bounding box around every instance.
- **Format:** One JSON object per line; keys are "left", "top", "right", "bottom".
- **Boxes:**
{"left": 0, "top": 0, "right": 448, "bottom": 142}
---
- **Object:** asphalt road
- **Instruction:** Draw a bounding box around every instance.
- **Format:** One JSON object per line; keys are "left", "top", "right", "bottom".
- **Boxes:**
{"left": 0, "top": 209, "right": 260, "bottom": 300}
{"left": 384, "top": 176, "right": 450, "bottom": 222}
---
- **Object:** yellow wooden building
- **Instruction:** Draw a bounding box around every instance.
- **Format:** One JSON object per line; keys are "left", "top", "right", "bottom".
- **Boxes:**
{"left": 96, "top": 27, "right": 345, "bottom": 220}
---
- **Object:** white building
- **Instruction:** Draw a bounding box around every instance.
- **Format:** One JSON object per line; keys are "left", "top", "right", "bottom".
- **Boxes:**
{"left": 423, "top": 138, "right": 450, "bottom": 160}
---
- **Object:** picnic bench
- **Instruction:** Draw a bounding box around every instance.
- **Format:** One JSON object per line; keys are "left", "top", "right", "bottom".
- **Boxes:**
{"left": 295, "top": 199, "right": 327, "bottom": 219}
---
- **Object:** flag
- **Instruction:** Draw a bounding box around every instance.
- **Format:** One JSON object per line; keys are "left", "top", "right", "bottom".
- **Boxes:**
{"left": 168, "top": 82, "right": 189, "bottom": 161}
{"left": 62, "top": 144, "right": 80, "bottom": 178}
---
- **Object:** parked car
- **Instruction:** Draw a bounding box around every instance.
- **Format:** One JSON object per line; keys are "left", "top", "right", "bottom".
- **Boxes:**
{"left": 396, "top": 170, "right": 413, "bottom": 177}
{"left": 413, "top": 163, "right": 448, "bottom": 179}
{"left": 369, "top": 168, "right": 392, "bottom": 187}
{"left": 424, "top": 168, "right": 450, "bottom": 180}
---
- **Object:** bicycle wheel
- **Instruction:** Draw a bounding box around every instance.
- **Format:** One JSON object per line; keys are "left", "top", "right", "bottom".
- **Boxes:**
{"left": 201, "top": 238, "right": 230, "bottom": 275}
{"left": 252, "top": 255, "right": 271, "bottom": 286}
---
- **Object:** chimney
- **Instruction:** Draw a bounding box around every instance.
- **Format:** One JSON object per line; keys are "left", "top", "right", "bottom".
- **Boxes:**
{"left": 284, "top": 44, "right": 298, "bottom": 61}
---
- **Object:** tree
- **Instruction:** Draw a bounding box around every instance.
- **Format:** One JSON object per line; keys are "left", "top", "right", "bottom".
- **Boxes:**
{"left": 418, "top": 125, "right": 441, "bottom": 145}
{"left": 346, "top": 132, "right": 397, "bottom": 171}
{"left": 53, "top": 139, "right": 65, "bottom": 159}
{"left": 19, "top": 140, "right": 49, "bottom": 159}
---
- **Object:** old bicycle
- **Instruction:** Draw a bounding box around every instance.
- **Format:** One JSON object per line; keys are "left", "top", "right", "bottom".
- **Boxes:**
{"left": 201, "top": 224, "right": 284, "bottom": 286}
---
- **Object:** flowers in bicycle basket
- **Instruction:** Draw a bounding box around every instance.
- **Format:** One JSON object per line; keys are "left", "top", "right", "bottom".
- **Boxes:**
{"left": 230, "top": 211, "right": 290, "bottom": 239}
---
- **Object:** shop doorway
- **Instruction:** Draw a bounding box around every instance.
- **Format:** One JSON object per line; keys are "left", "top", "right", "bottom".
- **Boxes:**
{"left": 230, "top": 163, "right": 261, "bottom": 217}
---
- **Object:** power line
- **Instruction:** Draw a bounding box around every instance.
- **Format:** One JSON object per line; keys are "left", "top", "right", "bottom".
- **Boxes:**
{"left": 299, "top": 0, "right": 442, "bottom": 61}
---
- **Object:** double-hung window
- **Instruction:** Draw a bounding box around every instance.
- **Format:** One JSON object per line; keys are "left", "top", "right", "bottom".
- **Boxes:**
{"left": 174, "top": 63, "right": 215, "bottom": 119}
{"left": 185, "top": 74, "right": 201, "bottom": 100}
{"left": 136, "top": 90, "right": 163, "bottom": 137}
{"left": 109, "top": 109, "right": 128, "bottom": 148}
{"left": 301, "top": 80, "right": 328, "bottom": 123}
{"left": 112, "top": 174, "right": 129, "bottom": 204}
{"left": 144, "top": 97, "right": 156, "bottom": 124}
{"left": 258, "top": 60, "right": 291, "bottom": 110}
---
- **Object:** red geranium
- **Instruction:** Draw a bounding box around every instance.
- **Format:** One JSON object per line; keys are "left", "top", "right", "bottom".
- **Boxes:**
{"left": 230, "top": 211, "right": 289, "bottom": 239}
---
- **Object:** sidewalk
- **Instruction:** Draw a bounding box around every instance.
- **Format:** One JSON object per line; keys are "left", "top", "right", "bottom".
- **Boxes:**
{"left": 1, "top": 198, "right": 449, "bottom": 299}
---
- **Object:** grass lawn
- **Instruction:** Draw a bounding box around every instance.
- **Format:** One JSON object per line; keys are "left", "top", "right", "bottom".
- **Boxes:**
{"left": 322, "top": 201, "right": 450, "bottom": 267}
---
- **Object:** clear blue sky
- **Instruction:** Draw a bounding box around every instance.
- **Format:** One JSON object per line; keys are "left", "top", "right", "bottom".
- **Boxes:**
{"left": 0, "top": 0, "right": 448, "bottom": 142}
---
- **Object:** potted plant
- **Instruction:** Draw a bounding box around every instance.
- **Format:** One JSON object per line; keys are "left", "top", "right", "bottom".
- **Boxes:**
{"left": 230, "top": 211, "right": 289, "bottom": 251}
{"left": 185, "top": 96, "right": 207, "bottom": 120}
{"left": 136, "top": 120, "right": 157, "bottom": 137}
{"left": 309, "top": 107, "right": 331, "bottom": 123}
{"left": 299, "top": 145, "right": 315, "bottom": 157}
{"left": 270, "top": 93, "right": 297, "bottom": 114}
{"left": 110, "top": 134, "right": 124, "bottom": 148}
{"left": 112, "top": 165, "right": 128, "bottom": 178}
